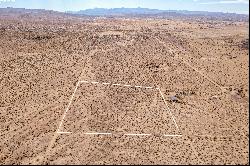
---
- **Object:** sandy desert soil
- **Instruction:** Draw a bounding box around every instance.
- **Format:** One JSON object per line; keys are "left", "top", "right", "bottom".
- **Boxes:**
{"left": 0, "top": 10, "right": 249, "bottom": 164}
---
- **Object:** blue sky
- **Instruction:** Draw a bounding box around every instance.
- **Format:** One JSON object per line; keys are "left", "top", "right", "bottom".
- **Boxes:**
{"left": 0, "top": 0, "right": 249, "bottom": 14}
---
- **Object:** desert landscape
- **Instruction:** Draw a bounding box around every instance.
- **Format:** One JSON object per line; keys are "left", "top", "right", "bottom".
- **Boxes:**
{"left": 0, "top": 8, "right": 249, "bottom": 164}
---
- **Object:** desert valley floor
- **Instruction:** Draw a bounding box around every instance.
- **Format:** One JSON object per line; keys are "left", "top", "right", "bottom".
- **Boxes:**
{"left": 0, "top": 10, "right": 249, "bottom": 164}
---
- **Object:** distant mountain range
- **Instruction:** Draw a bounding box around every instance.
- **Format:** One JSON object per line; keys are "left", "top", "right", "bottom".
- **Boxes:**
{"left": 67, "top": 7, "right": 165, "bottom": 15}
{"left": 66, "top": 7, "right": 249, "bottom": 21}
{"left": 0, "top": 7, "right": 248, "bottom": 22}
{"left": 66, "top": 7, "right": 248, "bottom": 16}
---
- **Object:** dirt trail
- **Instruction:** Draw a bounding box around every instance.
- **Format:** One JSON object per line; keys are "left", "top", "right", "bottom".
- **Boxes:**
{"left": 79, "top": 49, "right": 99, "bottom": 81}
{"left": 34, "top": 46, "right": 120, "bottom": 164}
{"left": 155, "top": 37, "right": 225, "bottom": 93}
{"left": 30, "top": 48, "right": 100, "bottom": 164}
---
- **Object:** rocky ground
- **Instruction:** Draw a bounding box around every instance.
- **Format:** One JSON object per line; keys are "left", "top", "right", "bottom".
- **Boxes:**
{"left": 0, "top": 10, "right": 249, "bottom": 164}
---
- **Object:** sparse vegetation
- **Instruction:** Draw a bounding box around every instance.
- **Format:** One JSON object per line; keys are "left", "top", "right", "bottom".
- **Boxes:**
{"left": 0, "top": 8, "right": 248, "bottom": 165}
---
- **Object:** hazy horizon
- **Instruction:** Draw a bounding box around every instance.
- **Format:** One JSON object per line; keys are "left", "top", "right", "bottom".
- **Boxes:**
{"left": 0, "top": 0, "right": 249, "bottom": 14}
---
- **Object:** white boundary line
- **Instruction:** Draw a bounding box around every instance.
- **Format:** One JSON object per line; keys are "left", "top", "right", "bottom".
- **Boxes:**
{"left": 80, "top": 80, "right": 89, "bottom": 83}
{"left": 157, "top": 88, "right": 180, "bottom": 132}
{"left": 57, "top": 81, "right": 80, "bottom": 133}
{"left": 164, "top": 134, "right": 182, "bottom": 137}
{"left": 91, "top": 81, "right": 99, "bottom": 84}
{"left": 77, "top": 80, "right": 158, "bottom": 90}
{"left": 145, "top": 87, "right": 153, "bottom": 89}
{"left": 57, "top": 80, "right": 181, "bottom": 136}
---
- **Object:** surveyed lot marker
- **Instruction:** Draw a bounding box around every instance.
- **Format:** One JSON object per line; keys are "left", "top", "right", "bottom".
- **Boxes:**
{"left": 57, "top": 80, "right": 182, "bottom": 137}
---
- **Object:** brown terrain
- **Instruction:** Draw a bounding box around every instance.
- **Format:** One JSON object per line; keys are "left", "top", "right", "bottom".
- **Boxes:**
{"left": 0, "top": 9, "right": 249, "bottom": 164}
